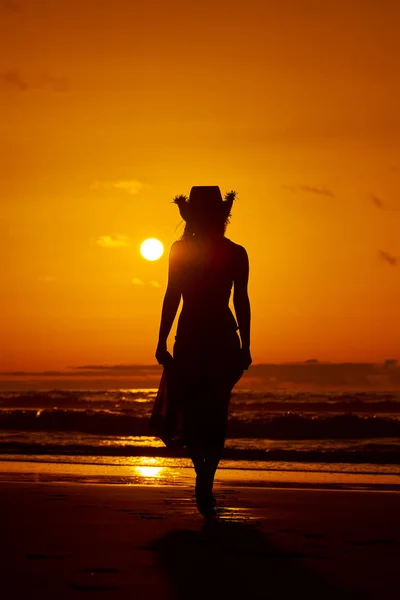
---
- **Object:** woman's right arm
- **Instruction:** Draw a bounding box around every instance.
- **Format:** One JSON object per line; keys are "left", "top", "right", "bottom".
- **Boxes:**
{"left": 233, "top": 245, "right": 252, "bottom": 369}
{"left": 155, "top": 242, "right": 182, "bottom": 364}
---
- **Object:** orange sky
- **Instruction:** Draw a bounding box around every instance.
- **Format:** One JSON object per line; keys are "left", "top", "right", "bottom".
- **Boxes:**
{"left": 1, "top": 0, "right": 399, "bottom": 371}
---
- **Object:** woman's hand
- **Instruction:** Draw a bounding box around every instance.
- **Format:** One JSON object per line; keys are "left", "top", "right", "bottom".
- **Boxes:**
{"left": 155, "top": 341, "right": 171, "bottom": 366}
{"left": 241, "top": 347, "right": 252, "bottom": 370}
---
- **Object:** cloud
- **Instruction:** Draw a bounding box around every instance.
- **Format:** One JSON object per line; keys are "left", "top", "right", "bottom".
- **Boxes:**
{"left": 370, "top": 194, "right": 384, "bottom": 209}
{"left": 38, "top": 275, "right": 57, "bottom": 283}
{"left": 114, "top": 180, "right": 147, "bottom": 194}
{"left": 90, "top": 179, "right": 147, "bottom": 195}
{"left": 74, "top": 365, "right": 154, "bottom": 372}
{"left": 96, "top": 235, "right": 131, "bottom": 248}
{"left": 283, "top": 185, "right": 335, "bottom": 198}
{"left": 369, "top": 194, "right": 400, "bottom": 212}
{"left": 0, "top": 69, "right": 68, "bottom": 92}
{"left": 379, "top": 250, "right": 397, "bottom": 266}
{"left": 0, "top": 70, "right": 27, "bottom": 91}
{"left": 132, "top": 278, "right": 161, "bottom": 287}
{"left": 299, "top": 185, "right": 335, "bottom": 198}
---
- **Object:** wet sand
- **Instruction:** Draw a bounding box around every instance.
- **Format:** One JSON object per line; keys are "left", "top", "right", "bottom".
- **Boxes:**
{"left": 1, "top": 475, "right": 399, "bottom": 599}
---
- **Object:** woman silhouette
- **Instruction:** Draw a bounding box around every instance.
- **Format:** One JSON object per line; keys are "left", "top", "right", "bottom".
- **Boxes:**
{"left": 155, "top": 186, "right": 251, "bottom": 516}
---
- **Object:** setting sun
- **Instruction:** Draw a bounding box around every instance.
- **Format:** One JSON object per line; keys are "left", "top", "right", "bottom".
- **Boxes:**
{"left": 140, "top": 238, "right": 164, "bottom": 261}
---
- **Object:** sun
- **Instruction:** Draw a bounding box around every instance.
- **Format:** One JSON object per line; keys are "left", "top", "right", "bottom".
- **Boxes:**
{"left": 140, "top": 238, "right": 164, "bottom": 261}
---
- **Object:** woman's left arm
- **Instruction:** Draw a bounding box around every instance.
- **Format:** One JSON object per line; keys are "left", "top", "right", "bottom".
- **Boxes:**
{"left": 155, "top": 242, "right": 182, "bottom": 364}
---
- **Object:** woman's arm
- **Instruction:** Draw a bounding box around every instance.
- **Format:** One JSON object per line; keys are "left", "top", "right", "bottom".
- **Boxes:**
{"left": 233, "top": 245, "right": 252, "bottom": 369}
{"left": 155, "top": 242, "right": 182, "bottom": 364}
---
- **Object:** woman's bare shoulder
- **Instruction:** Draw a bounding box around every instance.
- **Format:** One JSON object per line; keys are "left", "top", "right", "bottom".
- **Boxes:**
{"left": 225, "top": 238, "right": 248, "bottom": 258}
{"left": 170, "top": 239, "right": 186, "bottom": 253}
{"left": 169, "top": 239, "right": 193, "bottom": 262}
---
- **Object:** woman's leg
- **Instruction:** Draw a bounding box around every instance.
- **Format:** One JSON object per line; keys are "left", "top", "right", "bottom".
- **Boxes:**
{"left": 181, "top": 383, "right": 207, "bottom": 476}
{"left": 173, "top": 341, "right": 206, "bottom": 476}
{"left": 204, "top": 389, "right": 231, "bottom": 491}
{"left": 182, "top": 390, "right": 218, "bottom": 515}
{"left": 199, "top": 336, "right": 241, "bottom": 506}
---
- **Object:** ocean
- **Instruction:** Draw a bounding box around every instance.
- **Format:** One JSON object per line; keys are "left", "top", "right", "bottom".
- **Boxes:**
{"left": 1, "top": 389, "right": 400, "bottom": 481}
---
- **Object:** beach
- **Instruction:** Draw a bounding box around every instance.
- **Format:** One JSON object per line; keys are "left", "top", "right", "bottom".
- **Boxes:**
{"left": 1, "top": 388, "right": 399, "bottom": 598}
{"left": 1, "top": 463, "right": 399, "bottom": 599}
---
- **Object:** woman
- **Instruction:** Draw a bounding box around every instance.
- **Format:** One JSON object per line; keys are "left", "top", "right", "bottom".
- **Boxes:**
{"left": 155, "top": 185, "right": 251, "bottom": 516}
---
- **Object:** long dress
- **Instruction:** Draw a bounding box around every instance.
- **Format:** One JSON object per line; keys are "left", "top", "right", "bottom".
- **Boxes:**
{"left": 172, "top": 236, "right": 243, "bottom": 451}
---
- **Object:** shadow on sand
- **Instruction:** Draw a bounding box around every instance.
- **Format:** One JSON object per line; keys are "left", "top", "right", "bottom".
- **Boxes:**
{"left": 152, "top": 517, "right": 361, "bottom": 600}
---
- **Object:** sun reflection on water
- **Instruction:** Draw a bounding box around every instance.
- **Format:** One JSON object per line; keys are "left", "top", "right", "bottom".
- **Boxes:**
{"left": 135, "top": 466, "right": 163, "bottom": 478}
{"left": 131, "top": 457, "right": 172, "bottom": 483}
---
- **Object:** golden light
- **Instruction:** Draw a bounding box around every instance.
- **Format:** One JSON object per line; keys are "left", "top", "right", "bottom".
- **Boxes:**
{"left": 135, "top": 466, "right": 163, "bottom": 478}
{"left": 140, "top": 238, "right": 164, "bottom": 261}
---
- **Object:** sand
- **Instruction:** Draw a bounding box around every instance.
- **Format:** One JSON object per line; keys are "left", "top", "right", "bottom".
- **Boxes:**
{"left": 1, "top": 471, "right": 399, "bottom": 599}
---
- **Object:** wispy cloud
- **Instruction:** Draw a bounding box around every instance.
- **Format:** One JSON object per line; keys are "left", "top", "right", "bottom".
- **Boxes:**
{"left": 74, "top": 365, "right": 148, "bottom": 371}
{"left": 96, "top": 235, "right": 131, "bottom": 248}
{"left": 299, "top": 185, "right": 335, "bottom": 198}
{"left": 379, "top": 250, "right": 397, "bottom": 266}
{"left": 369, "top": 194, "right": 400, "bottom": 212}
{"left": 0, "top": 364, "right": 161, "bottom": 378}
{"left": 90, "top": 179, "right": 148, "bottom": 195}
{"left": 0, "top": 70, "right": 68, "bottom": 92}
{"left": 370, "top": 194, "right": 384, "bottom": 209}
{"left": 132, "top": 278, "right": 162, "bottom": 287}
{"left": 283, "top": 185, "right": 335, "bottom": 198}
{"left": 0, "top": 70, "right": 27, "bottom": 91}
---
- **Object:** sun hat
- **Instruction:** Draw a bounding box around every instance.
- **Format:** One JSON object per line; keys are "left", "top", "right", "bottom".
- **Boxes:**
{"left": 173, "top": 186, "right": 236, "bottom": 222}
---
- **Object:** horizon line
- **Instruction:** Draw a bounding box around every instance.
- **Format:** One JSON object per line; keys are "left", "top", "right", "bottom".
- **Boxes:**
{"left": 0, "top": 359, "right": 399, "bottom": 378}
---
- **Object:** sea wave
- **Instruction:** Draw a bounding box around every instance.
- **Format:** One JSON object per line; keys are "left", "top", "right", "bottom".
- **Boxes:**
{"left": 1, "top": 389, "right": 399, "bottom": 413}
{"left": 0, "top": 440, "right": 399, "bottom": 465}
{"left": 0, "top": 408, "right": 399, "bottom": 439}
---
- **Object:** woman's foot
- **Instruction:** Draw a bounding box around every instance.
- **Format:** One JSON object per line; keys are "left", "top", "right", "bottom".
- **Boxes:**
{"left": 195, "top": 472, "right": 216, "bottom": 516}
{"left": 195, "top": 491, "right": 216, "bottom": 517}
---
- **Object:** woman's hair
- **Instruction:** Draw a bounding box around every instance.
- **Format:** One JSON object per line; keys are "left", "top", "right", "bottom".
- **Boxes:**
{"left": 173, "top": 187, "right": 237, "bottom": 238}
